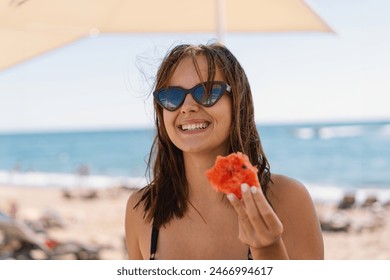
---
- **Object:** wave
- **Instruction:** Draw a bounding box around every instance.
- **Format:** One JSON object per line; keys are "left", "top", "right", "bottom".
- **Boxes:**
{"left": 0, "top": 170, "right": 147, "bottom": 189}
{"left": 294, "top": 124, "right": 372, "bottom": 140}
{"left": 306, "top": 183, "right": 390, "bottom": 205}
{"left": 380, "top": 124, "right": 390, "bottom": 137}
{"left": 318, "top": 125, "right": 365, "bottom": 139}
{"left": 293, "top": 127, "right": 316, "bottom": 140}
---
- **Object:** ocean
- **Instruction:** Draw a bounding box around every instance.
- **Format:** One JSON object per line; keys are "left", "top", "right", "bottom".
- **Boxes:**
{"left": 1, "top": 121, "right": 390, "bottom": 203}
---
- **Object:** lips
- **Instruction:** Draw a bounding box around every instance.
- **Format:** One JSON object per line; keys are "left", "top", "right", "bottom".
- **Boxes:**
{"left": 179, "top": 122, "right": 210, "bottom": 131}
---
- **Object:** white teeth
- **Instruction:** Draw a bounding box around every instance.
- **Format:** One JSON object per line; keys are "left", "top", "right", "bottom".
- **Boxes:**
{"left": 181, "top": 123, "right": 209, "bottom": 131}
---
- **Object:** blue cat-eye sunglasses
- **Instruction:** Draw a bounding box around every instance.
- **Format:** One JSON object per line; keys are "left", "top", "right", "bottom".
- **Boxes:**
{"left": 153, "top": 81, "right": 231, "bottom": 111}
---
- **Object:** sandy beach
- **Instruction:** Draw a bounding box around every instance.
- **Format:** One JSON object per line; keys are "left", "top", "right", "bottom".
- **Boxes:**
{"left": 1, "top": 185, "right": 390, "bottom": 260}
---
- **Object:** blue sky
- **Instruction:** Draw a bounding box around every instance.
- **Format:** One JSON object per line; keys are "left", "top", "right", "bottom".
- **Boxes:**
{"left": 0, "top": 0, "right": 389, "bottom": 133}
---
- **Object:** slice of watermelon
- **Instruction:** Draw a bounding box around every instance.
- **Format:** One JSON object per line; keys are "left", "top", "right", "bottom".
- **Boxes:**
{"left": 205, "top": 152, "right": 260, "bottom": 199}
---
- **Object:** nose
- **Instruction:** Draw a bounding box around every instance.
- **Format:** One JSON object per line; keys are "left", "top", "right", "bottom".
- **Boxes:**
{"left": 180, "top": 93, "right": 199, "bottom": 114}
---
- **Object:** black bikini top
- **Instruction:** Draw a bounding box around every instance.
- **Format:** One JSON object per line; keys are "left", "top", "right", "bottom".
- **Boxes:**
{"left": 149, "top": 226, "right": 253, "bottom": 260}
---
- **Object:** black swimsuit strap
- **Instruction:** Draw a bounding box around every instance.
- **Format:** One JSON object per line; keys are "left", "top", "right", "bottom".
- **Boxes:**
{"left": 150, "top": 226, "right": 253, "bottom": 260}
{"left": 248, "top": 248, "right": 253, "bottom": 260}
{"left": 150, "top": 226, "right": 159, "bottom": 260}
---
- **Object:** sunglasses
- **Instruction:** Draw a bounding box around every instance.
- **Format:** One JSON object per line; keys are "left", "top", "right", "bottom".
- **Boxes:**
{"left": 153, "top": 81, "right": 231, "bottom": 111}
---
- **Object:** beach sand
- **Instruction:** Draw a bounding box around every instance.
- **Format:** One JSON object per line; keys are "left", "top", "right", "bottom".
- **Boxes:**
{"left": 1, "top": 185, "right": 390, "bottom": 260}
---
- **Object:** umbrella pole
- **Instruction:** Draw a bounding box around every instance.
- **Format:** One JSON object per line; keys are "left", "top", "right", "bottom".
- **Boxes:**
{"left": 216, "top": 0, "right": 226, "bottom": 44}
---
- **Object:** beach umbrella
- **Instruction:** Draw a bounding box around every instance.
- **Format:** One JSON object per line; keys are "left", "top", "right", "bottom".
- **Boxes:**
{"left": 0, "top": 0, "right": 332, "bottom": 72}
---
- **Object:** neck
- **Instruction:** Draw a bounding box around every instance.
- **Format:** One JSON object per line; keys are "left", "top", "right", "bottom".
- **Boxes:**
{"left": 183, "top": 151, "right": 225, "bottom": 203}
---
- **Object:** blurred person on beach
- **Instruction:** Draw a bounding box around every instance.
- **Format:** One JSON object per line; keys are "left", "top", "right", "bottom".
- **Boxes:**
{"left": 125, "top": 43, "right": 323, "bottom": 260}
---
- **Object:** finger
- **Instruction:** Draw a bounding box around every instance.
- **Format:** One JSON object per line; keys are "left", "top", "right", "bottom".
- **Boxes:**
{"left": 227, "top": 192, "right": 254, "bottom": 232}
{"left": 227, "top": 192, "right": 247, "bottom": 219}
{"left": 240, "top": 183, "right": 268, "bottom": 232}
{"left": 250, "top": 186, "right": 283, "bottom": 234}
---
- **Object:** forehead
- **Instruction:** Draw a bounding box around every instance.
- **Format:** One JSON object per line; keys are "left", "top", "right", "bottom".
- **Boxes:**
{"left": 169, "top": 54, "right": 224, "bottom": 87}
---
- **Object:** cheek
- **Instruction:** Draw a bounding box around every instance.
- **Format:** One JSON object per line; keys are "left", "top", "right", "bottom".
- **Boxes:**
{"left": 220, "top": 114, "right": 233, "bottom": 136}
{"left": 162, "top": 110, "right": 176, "bottom": 135}
{"left": 215, "top": 97, "right": 233, "bottom": 128}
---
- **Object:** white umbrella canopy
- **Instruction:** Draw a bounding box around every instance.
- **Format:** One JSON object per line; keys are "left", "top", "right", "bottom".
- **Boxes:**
{"left": 0, "top": 0, "right": 332, "bottom": 71}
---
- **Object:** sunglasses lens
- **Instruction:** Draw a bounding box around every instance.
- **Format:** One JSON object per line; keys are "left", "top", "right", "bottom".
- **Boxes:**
{"left": 193, "top": 83, "right": 224, "bottom": 106}
{"left": 157, "top": 88, "right": 185, "bottom": 111}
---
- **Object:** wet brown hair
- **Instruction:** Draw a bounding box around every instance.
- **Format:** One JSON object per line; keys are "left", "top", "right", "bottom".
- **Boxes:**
{"left": 136, "top": 43, "right": 271, "bottom": 228}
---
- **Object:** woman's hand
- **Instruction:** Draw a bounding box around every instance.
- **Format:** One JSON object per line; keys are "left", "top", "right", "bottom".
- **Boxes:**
{"left": 227, "top": 183, "right": 289, "bottom": 259}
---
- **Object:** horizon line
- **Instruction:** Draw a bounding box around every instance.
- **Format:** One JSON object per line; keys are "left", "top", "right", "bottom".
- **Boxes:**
{"left": 1, "top": 118, "right": 389, "bottom": 135}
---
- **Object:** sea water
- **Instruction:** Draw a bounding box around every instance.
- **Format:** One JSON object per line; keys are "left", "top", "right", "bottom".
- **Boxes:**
{"left": 1, "top": 121, "right": 389, "bottom": 203}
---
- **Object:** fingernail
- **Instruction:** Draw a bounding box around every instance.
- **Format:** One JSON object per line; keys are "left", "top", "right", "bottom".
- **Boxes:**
{"left": 241, "top": 183, "right": 249, "bottom": 193}
{"left": 227, "top": 193, "right": 235, "bottom": 202}
{"left": 251, "top": 186, "right": 258, "bottom": 194}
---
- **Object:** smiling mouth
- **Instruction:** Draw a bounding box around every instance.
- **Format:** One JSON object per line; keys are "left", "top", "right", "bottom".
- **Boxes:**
{"left": 180, "top": 122, "right": 210, "bottom": 131}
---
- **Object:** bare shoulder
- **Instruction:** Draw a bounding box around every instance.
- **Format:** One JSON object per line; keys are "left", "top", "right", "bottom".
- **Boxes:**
{"left": 125, "top": 189, "right": 148, "bottom": 259}
{"left": 266, "top": 174, "right": 311, "bottom": 205}
{"left": 126, "top": 188, "right": 149, "bottom": 231}
{"left": 267, "top": 174, "right": 324, "bottom": 259}
{"left": 266, "top": 173, "right": 315, "bottom": 218}
{"left": 126, "top": 189, "right": 144, "bottom": 214}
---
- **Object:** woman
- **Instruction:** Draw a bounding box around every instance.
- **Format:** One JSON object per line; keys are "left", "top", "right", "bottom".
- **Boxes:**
{"left": 125, "top": 43, "right": 324, "bottom": 260}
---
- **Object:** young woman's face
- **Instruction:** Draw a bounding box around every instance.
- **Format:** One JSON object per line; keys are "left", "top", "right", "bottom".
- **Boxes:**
{"left": 162, "top": 55, "right": 232, "bottom": 156}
